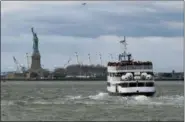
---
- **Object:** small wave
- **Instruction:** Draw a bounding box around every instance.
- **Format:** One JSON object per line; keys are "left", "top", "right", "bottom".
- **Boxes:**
{"left": 32, "top": 100, "right": 100, "bottom": 105}
{"left": 65, "top": 95, "right": 82, "bottom": 100}
{"left": 14, "top": 100, "right": 28, "bottom": 106}
{"left": 133, "top": 95, "right": 149, "bottom": 101}
{"left": 128, "top": 95, "right": 184, "bottom": 106}
{"left": 1, "top": 100, "right": 14, "bottom": 106}
{"left": 158, "top": 95, "right": 183, "bottom": 101}
{"left": 88, "top": 92, "right": 109, "bottom": 100}
{"left": 32, "top": 101, "right": 65, "bottom": 105}
{"left": 156, "top": 95, "right": 184, "bottom": 106}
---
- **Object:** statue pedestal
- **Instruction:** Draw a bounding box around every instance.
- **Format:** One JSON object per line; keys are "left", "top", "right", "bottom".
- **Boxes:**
{"left": 31, "top": 52, "right": 41, "bottom": 70}
{"left": 27, "top": 52, "right": 43, "bottom": 79}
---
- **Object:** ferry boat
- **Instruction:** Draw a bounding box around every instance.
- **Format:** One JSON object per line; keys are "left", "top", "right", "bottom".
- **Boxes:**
{"left": 107, "top": 37, "right": 156, "bottom": 96}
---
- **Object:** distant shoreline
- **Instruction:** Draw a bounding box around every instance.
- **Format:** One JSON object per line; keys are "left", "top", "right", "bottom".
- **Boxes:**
{"left": 1, "top": 78, "right": 184, "bottom": 82}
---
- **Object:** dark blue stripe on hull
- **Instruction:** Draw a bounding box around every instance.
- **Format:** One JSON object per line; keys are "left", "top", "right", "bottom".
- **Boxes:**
{"left": 108, "top": 92, "right": 155, "bottom": 97}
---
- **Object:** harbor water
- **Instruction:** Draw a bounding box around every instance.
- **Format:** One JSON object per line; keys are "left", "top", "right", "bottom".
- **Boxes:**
{"left": 1, "top": 81, "right": 184, "bottom": 121}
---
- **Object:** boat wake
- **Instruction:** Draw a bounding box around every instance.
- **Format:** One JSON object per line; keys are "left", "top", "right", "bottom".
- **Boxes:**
{"left": 1, "top": 92, "right": 184, "bottom": 107}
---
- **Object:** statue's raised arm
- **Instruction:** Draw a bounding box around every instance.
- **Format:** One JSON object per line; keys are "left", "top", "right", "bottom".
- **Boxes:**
{"left": 31, "top": 27, "right": 38, "bottom": 39}
{"left": 31, "top": 27, "right": 35, "bottom": 35}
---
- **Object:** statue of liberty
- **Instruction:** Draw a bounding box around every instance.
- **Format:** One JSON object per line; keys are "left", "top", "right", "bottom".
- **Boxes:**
{"left": 29, "top": 27, "right": 42, "bottom": 79}
{"left": 31, "top": 27, "right": 39, "bottom": 53}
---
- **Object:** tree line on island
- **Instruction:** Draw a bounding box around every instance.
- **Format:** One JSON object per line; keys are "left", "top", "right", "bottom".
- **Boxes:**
{"left": 42, "top": 64, "right": 107, "bottom": 79}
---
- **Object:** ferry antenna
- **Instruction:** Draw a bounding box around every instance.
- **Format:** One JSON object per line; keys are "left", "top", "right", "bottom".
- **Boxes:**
{"left": 88, "top": 53, "right": 91, "bottom": 65}
{"left": 119, "top": 36, "right": 128, "bottom": 61}
{"left": 75, "top": 52, "right": 79, "bottom": 65}
{"left": 99, "top": 53, "right": 102, "bottom": 66}
{"left": 109, "top": 53, "right": 113, "bottom": 60}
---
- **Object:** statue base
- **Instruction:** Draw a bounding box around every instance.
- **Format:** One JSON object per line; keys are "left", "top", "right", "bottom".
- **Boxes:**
{"left": 27, "top": 51, "right": 43, "bottom": 79}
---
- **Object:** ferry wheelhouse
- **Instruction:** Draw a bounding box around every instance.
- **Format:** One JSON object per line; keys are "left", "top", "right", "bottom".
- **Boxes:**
{"left": 107, "top": 37, "right": 156, "bottom": 96}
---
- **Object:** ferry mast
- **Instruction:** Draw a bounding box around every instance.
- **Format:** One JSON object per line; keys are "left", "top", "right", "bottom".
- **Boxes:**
{"left": 119, "top": 36, "right": 127, "bottom": 61}
{"left": 118, "top": 36, "right": 132, "bottom": 62}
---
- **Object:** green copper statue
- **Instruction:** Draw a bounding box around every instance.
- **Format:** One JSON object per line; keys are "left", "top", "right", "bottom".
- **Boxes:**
{"left": 31, "top": 27, "right": 39, "bottom": 52}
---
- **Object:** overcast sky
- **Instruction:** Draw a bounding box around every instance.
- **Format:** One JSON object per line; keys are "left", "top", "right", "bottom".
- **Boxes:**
{"left": 1, "top": 1, "right": 184, "bottom": 72}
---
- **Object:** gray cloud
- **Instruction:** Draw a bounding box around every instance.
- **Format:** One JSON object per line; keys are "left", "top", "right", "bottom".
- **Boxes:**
{"left": 2, "top": 1, "right": 183, "bottom": 37}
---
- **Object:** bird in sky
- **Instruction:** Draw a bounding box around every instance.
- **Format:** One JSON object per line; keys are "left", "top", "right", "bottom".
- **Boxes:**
{"left": 82, "top": 3, "right": 86, "bottom": 6}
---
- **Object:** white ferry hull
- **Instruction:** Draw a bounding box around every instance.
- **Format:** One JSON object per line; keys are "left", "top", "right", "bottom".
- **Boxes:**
{"left": 107, "top": 91, "right": 155, "bottom": 97}
{"left": 107, "top": 83, "right": 156, "bottom": 97}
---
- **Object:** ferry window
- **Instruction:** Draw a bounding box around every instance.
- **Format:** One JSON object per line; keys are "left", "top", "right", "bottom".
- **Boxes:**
{"left": 137, "top": 82, "right": 144, "bottom": 87}
{"left": 129, "top": 83, "right": 137, "bottom": 87}
{"left": 118, "top": 73, "right": 121, "bottom": 76}
{"left": 120, "top": 83, "right": 128, "bottom": 87}
{"left": 148, "top": 72, "right": 153, "bottom": 75}
{"left": 112, "top": 73, "right": 120, "bottom": 77}
{"left": 117, "top": 73, "right": 122, "bottom": 77}
{"left": 121, "top": 72, "right": 126, "bottom": 76}
{"left": 121, "top": 67, "right": 126, "bottom": 70}
{"left": 146, "top": 82, "right": 154, "bottom": 87}
{"left": 107, "top": 82, "right": 110, "bottom": 86}
{"left": 132, "top": 66, "right": 136, "bottom": 69}
{"left": 109, "top": 73, "right": 114, "bottom": 77}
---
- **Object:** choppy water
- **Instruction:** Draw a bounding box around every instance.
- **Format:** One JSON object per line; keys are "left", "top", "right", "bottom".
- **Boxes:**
{"left": 1, "top": 81, "right": 184, "bottom": 121}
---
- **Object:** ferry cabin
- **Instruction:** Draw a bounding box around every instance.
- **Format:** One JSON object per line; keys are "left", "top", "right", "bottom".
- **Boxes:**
{"left": 107, "top": 61, "right": 155, "bottom": 96}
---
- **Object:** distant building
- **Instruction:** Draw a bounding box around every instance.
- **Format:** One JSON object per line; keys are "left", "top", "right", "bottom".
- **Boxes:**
{"left": 156, "top": 71, "right": 184, "bottom": 80}
{"left": 5, "top": 72, "right": 25, "bottom": 79}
